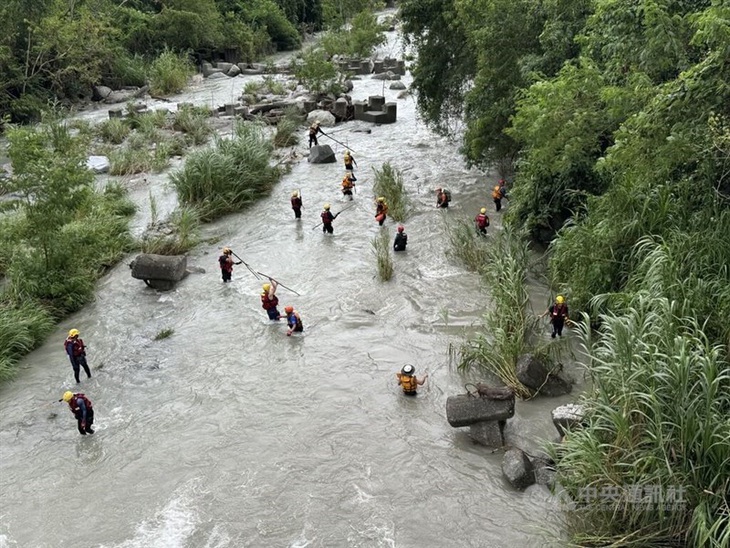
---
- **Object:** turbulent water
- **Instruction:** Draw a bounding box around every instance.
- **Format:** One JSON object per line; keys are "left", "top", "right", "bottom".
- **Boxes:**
{"left": 0, "top": 20, "right": 579, "bottom": 548}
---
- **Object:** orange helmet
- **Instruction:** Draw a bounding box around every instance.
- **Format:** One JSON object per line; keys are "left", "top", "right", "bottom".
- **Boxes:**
{"left": 284, "top": 306, "right": 294, "bottom": 314}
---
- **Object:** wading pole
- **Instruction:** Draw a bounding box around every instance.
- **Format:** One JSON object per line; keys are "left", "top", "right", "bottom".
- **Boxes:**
{"left": 230, "top": 251, "right": 261, "bottom": 279}
{"left": 255, "top": 273, "right": 301, "bottom": 296}
{"left": 322, "top": 133, "right": 356, "bottom": 152}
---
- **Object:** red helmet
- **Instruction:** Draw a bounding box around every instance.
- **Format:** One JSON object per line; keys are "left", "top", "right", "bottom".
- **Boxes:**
{"left": 397, "top": 225, "right": 405, "bottom": 233}
{"left": 284, "top": 306, "right": 294, "bottom": 314}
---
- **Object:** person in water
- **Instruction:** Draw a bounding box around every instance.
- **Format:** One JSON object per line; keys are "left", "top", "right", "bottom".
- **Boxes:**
{"left": 492, "top": 184, "right": 504, "bottom": 212}
{"left": 341, "top": 173, "right": 356, "bottom": 200}
{"left": 375, "top": 197, "right": 388, "bottom": 226}
{"left": 218, "top": 247, "right": 241, "bottom": 283}
{"left": 436, "top": 188, "right": 450, "bottom": 208}
{"left": 64, "top": 329, "right": 91, "bottom": 383}
{"left": 474, "top": 208, "right": 490, "bottom": 235}
{"left": 60, "top": 391, "right": 95, "bottom": 435}
{"left": 284, "top": 306, "right": 303, "bottom": 336}
{"left": 308, "top": 121, "right": 324, "bottom": 148}
{"left": 291, "top": 190, "right": 303, "bottom": 219}
{"left": 539, "top": 295, "right": 570, "bottom": 338}
{"left": 321, "top": 203, "right": 337, "bottom": 234}
{"left": 261, "top": 280, "right": 281, "bottom": 320}
{"left": 396, "top": 365, "right": 428, "bottom": 396}
{"left": 343, "top": 150, "right": 357, "bottom": 172}
{"left": 393, "top": 225, "right": 408, "bottom": 251}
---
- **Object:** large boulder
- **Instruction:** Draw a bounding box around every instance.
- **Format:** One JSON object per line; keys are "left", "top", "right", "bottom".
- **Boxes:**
{"left": 227, "top": 64, "right": 241, "bottom": 77}
{"left": 306, "top": 110, "right": 336, "bottom": 127}
{"left": 445, "top": 393, "right": 515, "bottom": 428}
{"left": 389, "top": 81, "right": 407, "bottom": 90}
{"left": 552, "top": 403, "right": 586, "bottom": 437}
{"left": 502, "top": 448, "right": 535, "bottom": 490}
{"left": 516, "top": 354, "right": 573, "bottom": 396}
{"left": 92, "top": 85, "right": 112, "bottom": 101}
{"left": 130, "top": 254, "right": 188, "bottom": 288}
{"left": 307, "top": 145, "right": 336, "bottom": 164}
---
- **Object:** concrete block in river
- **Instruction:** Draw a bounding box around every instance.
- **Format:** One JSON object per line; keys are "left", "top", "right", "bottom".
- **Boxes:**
{"left": 307, "top": 145, "right": 336, "bottom": 164}
{"left": 333, "top": 98, "right": 347, "bottom": 119}
{"left": 502, "top": 448, "right": 535, "bottom": 490}
{"left": 446, "top": 394, "right": 515, "bottom": 427}
{"left": 362, "top": 111, "right": 392, "bottom": 124}
{"left": 224, "top": 103, "right": 239, "bottom": 116}
{"left": 516, "top": 353, "right": 573, "bottom": 396}
{"left": 216, "top": 62, "right": 233, "bottom": 73}
{"left": 130, "top": 254, "right": 187, "bottom": 283}
{"left": 469, "top": 421, "right": 505, "bottom": 447}
{"left": 368, "top": 96, "right": 385, "bottom": 110}
{"left": 108, "top": 108, "right": 124, "bottom": 119}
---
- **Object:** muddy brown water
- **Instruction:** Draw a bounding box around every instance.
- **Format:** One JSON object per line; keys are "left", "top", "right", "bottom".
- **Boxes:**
{"left": 0, "top": 20, "right": 580, "bottom": 548}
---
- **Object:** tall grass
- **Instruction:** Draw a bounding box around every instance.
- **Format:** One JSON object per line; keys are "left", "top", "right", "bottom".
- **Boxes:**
{"left": 445, "top": 217, "right": 489, "bottom": 271}
{"left": 172, "top": 107, "right": 212, "bottom": 146}
{"left": 0, "top": 301, "right": 55, "bottom": 381}
{"left": 552, "top": 294, "right": 730, "bottom": 547}
{"left": 97, "top": 118, "right": 130, "bottom": 144}
{"left": 148, "top": 48, "right": 194, "bottom": 96}
{"left": 372, "top": 162, "right": 408, "bottom": 222}
{"left": 455, "top": 227, "right": 534, "bottom": 398}
{"left": 171, "top": 122, "right": 282, "bottom": 221}
{"left": 372, "top": 230, "right": 394, "bottom": 281}
{"left": 273, "top": 107, "right": 302, "bottom": 148}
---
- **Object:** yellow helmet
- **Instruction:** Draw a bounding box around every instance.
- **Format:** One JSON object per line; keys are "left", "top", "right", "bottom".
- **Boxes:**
{"left": 377, "top": 196, "right": 385, "bottom": 203}
{"left": 68, "top": 329, "right": 79, "bottom": 337}
{"left": 556, "top": 295, "right": 565, "bottom": 304}
{"left": 263, "top": 283, "right": 271, "bottom": 292}
{"left": 62, "top": 391, "right": 74, "bottom": 402}
{"left": 223, "top": 247, "right": 231, "bottom": 255}
{"left": 324, "top": 203, "right": 331, "bottom": 210}
{"left": 291, "top": 190, "right": 298, "bottom": 197}
{"left": 480, "top": 208, "right": 486, "bottom": 214}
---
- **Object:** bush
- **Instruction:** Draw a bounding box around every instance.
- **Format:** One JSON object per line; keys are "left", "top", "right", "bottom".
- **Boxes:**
{"left": 172, "top": 107, "right": 212, "bottom": 145}
{"left": 141, "top": 206, "right": 201, "bottom": 255}
{"left": 291, "top": 48, "right": 340, "bottom": 94}
{"left": 372, "top": 162, "right": 408, "bottom": 222}
{"left": 445, "top": 217, "right": 488, "bottom": 271}
{"left": 372, "top": 230, "right": 394, "bottom": 281}
{"left": 553, "top": 295, "right": 730, "bottom": 547}
{"left": 97, "top": 118, "right": 131, "bottom": 144}
{"left": 148, "top": 48, "right": 195, "bottom": 96}
{"left": 171, "top": 122, "right": 282, "bottom": 221}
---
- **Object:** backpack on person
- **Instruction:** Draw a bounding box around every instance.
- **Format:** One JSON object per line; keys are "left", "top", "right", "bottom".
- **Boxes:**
{"left": 443, "top": 189, "right": 452, "bottom": 203}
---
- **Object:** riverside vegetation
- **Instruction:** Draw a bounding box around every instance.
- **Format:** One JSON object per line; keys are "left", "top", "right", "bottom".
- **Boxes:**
{"left": 402, "top": 0, "right": 730, "bottom": 544}
{"left": 0, "top": 2, "right": 389, "bottom": 380}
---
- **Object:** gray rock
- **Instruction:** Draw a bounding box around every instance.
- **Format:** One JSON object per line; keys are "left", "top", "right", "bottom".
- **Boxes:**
{"left": 552, "top": 403, "right": 586, "bottom": 437}
{"left": 445, "top": 394, "right": 515, "bottom": 427}
{"left": 206, "top": 72, "right": 228, "bottom": 80}
{"left": 389, "top": 81, "right": 407, "bottom": 90}
{"left": 130, "top": 254, "right": 188, "bottom": 284}
{"left": 86, "top": 156, "right": 110, "bottom": 174}
{"left": 307, "top": 145, "right": 336, "bottom": 164}
{"left": 227, "top": 64, "right": 241, "bottom": 77}
{"left": 502, "top": 448, "right": 535, "bottom": 490}
{"left": 516, "top": 353, "right": 573, "bottom": 396}
{"left": 93, "top": 85, "right": 112, "bottom": 101}
{"left": 343, "top": 79, "right": 354, "bottom": 92}
{"left": 532, "top": 459, "right": 557, "bottom": 489}
{"left": 306, "top": 110, "right": 336, "bottom": 127}
{"left": 372, "top": 71, "right": 391, "bottom": 81}
{"left": 469, "top": 421, "right": 505, "bottom": 447}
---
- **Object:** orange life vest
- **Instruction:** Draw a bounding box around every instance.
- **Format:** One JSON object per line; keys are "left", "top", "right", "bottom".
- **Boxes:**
{"left": 492, "top": 186, "right": 502, "bottom": 200}
{"left": 399, "top": 374, "right": 417, "bottom": 393}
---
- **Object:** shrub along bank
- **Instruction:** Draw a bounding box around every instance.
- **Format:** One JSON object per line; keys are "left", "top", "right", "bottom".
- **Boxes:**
{"left": 0, "top": 120, "right": 136, "bottom": 381}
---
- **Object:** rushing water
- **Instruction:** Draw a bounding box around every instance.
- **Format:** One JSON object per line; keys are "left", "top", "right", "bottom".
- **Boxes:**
{"left": 0, "top": 20, "right": 580, "bottom": 548}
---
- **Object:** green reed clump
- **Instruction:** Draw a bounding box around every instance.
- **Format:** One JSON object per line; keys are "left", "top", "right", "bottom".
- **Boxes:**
{"left": 552, "top": 294, "right": 730, "bottom": 548}
{"left": 148, "top": 48, "right": 194, "bottom": 96}
{"left": 273, "top": 107, "right": 302, "bottom": 148}
{"left": 372, "top": 230, "right": 394, "bottom": 281}
{"left": 445, "top": 217, "right": 489, "bottom": 272}
{"left": 456, "top": 227, "right": 534, "bottom": 397}
{"left": 372, "top": 162, "right": 408, "bottom": 222}
{"left": 153, "top": 327, "right": 175, "bottom": 340}
{"left": 96, "top": 118, "right": 131, "bottom": 144}
{"left": 141, "top": 206, "right": 201, "bottom": 255}
{"left": 0, "top": 300, "right": 55, "bottom": 381}
{"left": 172, "top": 107, "right": 212, "bottom": 145}
{"left": 171, "top": 121, "right": 282, "bottom": 221}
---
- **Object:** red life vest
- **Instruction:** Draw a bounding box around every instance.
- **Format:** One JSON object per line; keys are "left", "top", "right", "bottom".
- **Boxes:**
{"left": 64, "top": 337, "right": 85, "bottom": 357}
{"left": 551, "top": 303, "right": 568, "bottom": 319}
{"left": 261, "top": 293, "right": 279, "bottom": 310}
{"left": 291, "top": 197, "right": 302, "bottom": 208}
{"left": 67, "top": 393, "right": 93, "bottom": 414}
{"left": 475, "top": 214, "right": 489, "bottom": 229}
{"left": 219, "top": 254, "right": 233, "bottom": 273}
{"left": 321, "top": 210, "right": 333, "bottom": 224}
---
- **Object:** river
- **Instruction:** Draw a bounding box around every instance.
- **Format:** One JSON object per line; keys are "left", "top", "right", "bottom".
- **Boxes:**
{"left": 0, "top": 19, "right": 578, "bottom": 548}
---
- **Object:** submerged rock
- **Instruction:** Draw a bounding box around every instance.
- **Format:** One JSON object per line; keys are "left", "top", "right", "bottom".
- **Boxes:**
{"left": 502, "top": 448, "right": 535, "bottom": 490}
{"left": 307, "top": 145, "right": 336, "bottom": 164}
